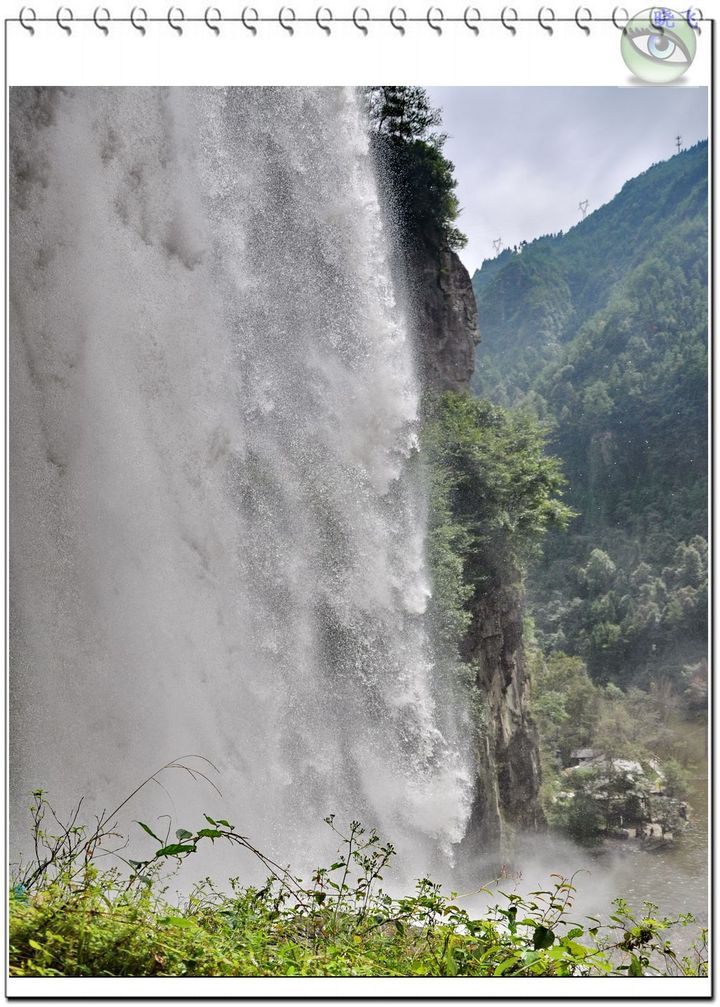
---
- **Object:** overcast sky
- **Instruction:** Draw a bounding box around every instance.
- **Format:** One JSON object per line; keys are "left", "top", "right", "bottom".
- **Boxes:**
{"left": 427, "top": 87, "right": 708, "bottom": 275}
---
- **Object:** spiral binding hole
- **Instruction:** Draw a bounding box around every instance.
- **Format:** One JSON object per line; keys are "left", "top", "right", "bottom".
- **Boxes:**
{"left": 389, "top": 6, "right": 407, "bottom": 34}
{"left": 353, "top": 6, "right": 370, "bottom": 34}
{"left": 463, "top": 7, "right": 481, "bottom": 35}
{"left": 56, "top": 5, "right": 73, "bottom": 34}
{"left": 205, "top": 6, "right": 222, "bottom": 34}
{"left": 575, "top": 5, "right": 592, "bottom": 34}
{"left": 93, "top": 6, "right": 110, "bottom": 34}
{"left": 538, "top": 6, "right": 555, "bottom": 34}
{"left": 129, "top": 6, "right": 147, "bottom": 34}
{"left": 427, "top": 6, "right": 443, "bottom": 35}
{"left": 167, "top": 6, "right": 184, "bottom": 35}
{"left": 501, "top": 6, "right": 518, "bottom": 34}
{"left": 241, "top": 7, "right": 258, "bottom": 34}
{"left": 316, "top": 6, "right": 332, "bottom": 35}
{"left": 611, "top": 6, "right": 629, "bottom": 29}
{"left": 19, "top": 6, "right": 37, "bottom": 33}
{"left": 278, "top": 6, "right": 295, "bottom": 34}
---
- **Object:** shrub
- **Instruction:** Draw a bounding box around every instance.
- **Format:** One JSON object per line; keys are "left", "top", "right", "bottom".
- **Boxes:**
{"left": 8, "top": 765, "right": 708, "bottom": 978}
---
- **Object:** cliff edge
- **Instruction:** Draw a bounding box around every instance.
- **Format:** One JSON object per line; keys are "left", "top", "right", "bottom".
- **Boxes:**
{"left": 412, "top": 245, "right": 543, "bottom": 853}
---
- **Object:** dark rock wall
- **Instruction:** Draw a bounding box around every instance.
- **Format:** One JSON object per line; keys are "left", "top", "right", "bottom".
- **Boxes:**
{"left": 462, "top": 581, "right": 543, "bottom": 847}
{"left": 413, "top": 248, "right": 480, "bottom": 391}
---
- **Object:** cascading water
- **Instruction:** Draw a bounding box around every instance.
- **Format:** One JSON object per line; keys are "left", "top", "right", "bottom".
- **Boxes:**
{"left": 10, "top": 87, "right": 474, "bottom": 879}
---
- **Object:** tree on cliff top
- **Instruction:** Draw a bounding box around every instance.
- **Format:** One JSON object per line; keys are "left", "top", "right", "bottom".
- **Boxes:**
{"left": 364, "top": 86, "right": 466, "bottom": 253}
{"left": 365, "top": 86, "right": 443, "bottom": 142}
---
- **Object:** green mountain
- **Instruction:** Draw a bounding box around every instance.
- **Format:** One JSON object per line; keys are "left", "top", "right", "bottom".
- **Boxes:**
{"left": 471, "top": 142, "right": 708, "bottom": 693}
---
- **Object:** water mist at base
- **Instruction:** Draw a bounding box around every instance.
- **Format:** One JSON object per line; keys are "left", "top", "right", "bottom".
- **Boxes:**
{"left": 10, "top": 87, "right": 475, "bottom": 882}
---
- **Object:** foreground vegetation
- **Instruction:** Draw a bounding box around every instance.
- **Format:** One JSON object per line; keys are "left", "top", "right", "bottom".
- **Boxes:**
{"left": 9, "top": 763, "right": 707, "bottom": 978}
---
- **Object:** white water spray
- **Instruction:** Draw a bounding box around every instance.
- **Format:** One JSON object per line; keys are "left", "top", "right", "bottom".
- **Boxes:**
{"left": 10, "top": 87, "right": 473, "bottom": 876}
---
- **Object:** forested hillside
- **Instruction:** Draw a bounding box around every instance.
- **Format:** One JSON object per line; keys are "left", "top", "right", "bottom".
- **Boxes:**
{"left": 472, "top": 141, "right": 707, "bottom": 407}
{"left": 471, "top": 142, "right": 708, "bottom": 699}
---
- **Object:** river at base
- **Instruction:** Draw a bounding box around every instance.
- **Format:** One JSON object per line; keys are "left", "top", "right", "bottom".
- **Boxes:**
{"left": 456, "top": 717, "right": 708, "bottom": 958}
{"left": 591, "top": 716, "right": 707, "bottom": 934}
{"left": 525, "top": 717, "right": 707, "bottom": 956}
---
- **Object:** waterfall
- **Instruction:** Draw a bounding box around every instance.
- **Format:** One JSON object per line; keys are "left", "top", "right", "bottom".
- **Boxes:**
{"left": 10, "top": 87, "right": 474, "bottom": 878}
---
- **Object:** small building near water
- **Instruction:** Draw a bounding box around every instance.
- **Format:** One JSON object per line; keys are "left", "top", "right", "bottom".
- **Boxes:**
{"left": 569, "top": 748, "right": 599, "bottom": 767}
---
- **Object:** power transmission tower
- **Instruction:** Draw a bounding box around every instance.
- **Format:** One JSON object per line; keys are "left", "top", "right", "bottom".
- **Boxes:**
{"left": 676, "top": 134, "right": 682, "bottom": 154}
{"left": 492, "top": 237, "right": 503, "bottom": 254}
{"left": 579, "top": 200, "right": 589, "bottom": 219}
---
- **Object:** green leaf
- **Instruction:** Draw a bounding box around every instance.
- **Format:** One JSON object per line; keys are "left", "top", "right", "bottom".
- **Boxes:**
{"left": 564, "top": 940, "right": 591, "bottom": 957}
{"left": 135, "top": 820, "right": 162, "bottom": 843}
{"left": 494, "top": 954, "right": 520, "bottom": 975}
{"left": 444, "top": 949, "right": 457, "bottom": 976}
{"left": 566, "top": 927, "right": 584, "bottom": 940}
{"left": 197, "top": 828, "right": 223, "bottom": 840}
{"left": 28, "top": 939, "right": 42, "bottom": 952}
{"left": 547, "top": 945, "right": 567, "bottom": 960}
{"left": 175, "top": 828, "right": 193, "bottom": 841}
{"left": 159, "top": 916, "right": 196, "bottom": 928}
{"left": 204, "top": 814, "right": 217, "bottom": 826}
{"left": 313, "top": 891, "right": 327, "bottom": 903}
{"left": 216, "top": 819, "right": 232, "bottom": 829}
{"left": 155, "top": 843, "right": 197, "bottom": 857}
{"left": 533, "top": 925, "right": 555, "bottom": 950}
{"left": 628, "top": 954, "right": 644, "bottom": 977}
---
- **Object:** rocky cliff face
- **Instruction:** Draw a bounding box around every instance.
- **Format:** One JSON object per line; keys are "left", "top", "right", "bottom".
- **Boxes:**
{"left": 460, "top": 580, "right": 543, "bottom": 849}
{"left": 411, "top": 245, "right": 543, "bottom": 853}
{"left": 412, "top": 249, "right": 480, "bottom": 391}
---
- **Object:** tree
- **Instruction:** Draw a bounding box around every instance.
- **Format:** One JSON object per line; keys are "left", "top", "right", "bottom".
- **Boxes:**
{"left": 364, "top": 86, "right": 442, "bottom": 142}
{"left": 681, "top": 660, "right": 708, "bottom": 714}
{"left": 584, "top": 550, "right": 616, "bottom": 594}
{"left": 423, "top": 392, "right": 574, "bottom": 596}
{"left": 365, "top": 87, "right": 467, "bottom": 253}
{"left": 532, "top": 652, "right": 599, "bottom": 766}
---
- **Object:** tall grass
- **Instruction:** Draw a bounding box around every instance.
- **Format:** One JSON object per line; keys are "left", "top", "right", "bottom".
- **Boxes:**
{"left": 9, "top": 759, "right": 708, "bottom": 978}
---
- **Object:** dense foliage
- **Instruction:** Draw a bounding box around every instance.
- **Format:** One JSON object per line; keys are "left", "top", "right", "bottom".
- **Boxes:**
{"left": 422, "top": 392, "right": 573, "bottom": 644}
{"left": 470, "top": 142, "right": 708, "bottom": 692}
{"left": 9, "top": 777, "right": 707, "bottom": 978}
{"left": 530, "top": 646, "right": 695, "bottom": 778}
{"left": 527, "top": 638, "right": 703, "bottom": 845}
{"left": 534, "top": 535, "right": 707, "bottom": 689}
{"left": 364, "top": 86, "right": 466, "bottom": 253}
